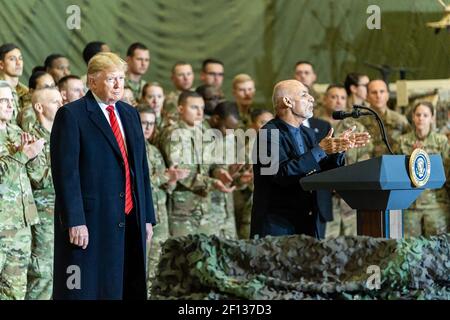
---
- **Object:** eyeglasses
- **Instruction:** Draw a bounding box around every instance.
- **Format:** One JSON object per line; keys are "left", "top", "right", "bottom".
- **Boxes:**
{"left": 141, "top": 121, "right": 155, "bottom": 128}
{"left": 206, "top": 72, "right": 224, "bottom": 77}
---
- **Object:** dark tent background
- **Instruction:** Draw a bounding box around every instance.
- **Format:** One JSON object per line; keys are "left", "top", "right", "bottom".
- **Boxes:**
{"left": 0, "top": 0, "right": 448, "bottom": 105}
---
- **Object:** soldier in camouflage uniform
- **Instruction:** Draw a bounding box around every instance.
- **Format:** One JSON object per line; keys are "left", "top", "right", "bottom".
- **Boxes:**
{"left": 359, "top": 80, "right": 411, "bottom": 157}
{"left": 159, "top": 91, "right": 234, "bottom": 237}
{"left": 396, "top": 102, "right": 450, "bottom": 237}
{"left": 343, "top": 72, "right": 370, "bottom": 111}
{"left": 232, "top": 74, "right": 256, "bottom": 129}
{"left": 439, "top": 108, "right": 449, "bottom": 142}
{"left": 206, "top": 102, "right": 243, "bottom": 240}
{"left": 16, "top": 71, "right": 55, "bottom": 132}
{"left": 317, "top": 85, "right": 373, "bottom": 238}
{"left": 140, "top": 82, "right": 170, "bottom": 146}
{"left": 231, "top": 109, "right": 274, "bottom": 240}
{"left": 137, "top": 105, "right": 189, "bottom": 297}
{"left": 229, "top": 75, "right": 258, "bottom": 239}
{"left": 293, "top": 61, "right": 323, "bottom": 114}
{"left": 163, "top": 62, "right": 195, "bottom": 126}
{"left": 125, "top": 43, "right": 150, "bottom": 101}
{"left": 0, "top": 82, "right": 44, "bottom": 299}
{"left": 0, "top": 43, "right": 29, "bottom": 125}
{"left": 195, "top": 84, "right": 225, "bottom": 120}
{"left": 24, "top": 88, "right": 62, "bottom": 300}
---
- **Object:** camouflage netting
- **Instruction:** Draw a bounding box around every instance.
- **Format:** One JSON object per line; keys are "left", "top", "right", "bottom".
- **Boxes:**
{"left": 151, "top": 234, "right": 450, "bottom": 300}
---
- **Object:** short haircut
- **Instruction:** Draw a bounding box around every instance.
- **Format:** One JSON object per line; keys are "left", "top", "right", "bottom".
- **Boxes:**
{"left": 87, "top": 52, "right": 127, "bottom": 76}
{"left": 136, "top": 104, "right": 156, "bottom": 116}
{"left": 367, "top": 79, "right": 389, "bottom": 92}
{"left": 325, "top": 84, "right": 346, "bottom": 94}
{"left": 212, "top": 101, "right": 240, "bottom": 120}
{"left": 413, "top": 101, "right": 434, "bottom": 116}
{"left": 232, "top": 73, "right": 253, "bottom": 90}
{"left": 178, "top": 90, "right": 202, "bottom": 106}
{"left": 195, "top": 84, "right": 218, "bottom": 97}
{"left": 201, "top": 58, "right": 224, "bottom": 72}
{"left": 295, "top": 60, "right": 314, "bottom": 69}
{"left": 0, "top": 43, "right": 20, "bottom": 60}
{"left": 344, "top": 72, "right": 366, "bottom": 96}
{"left": 126, "top": 42, "right": 148, "bottom": 57}
{"left": 44, "top": 54, "right": 66, "bottom": 69}
{"left": 251, "top": 108, "right": 272, "bottom": 123}
{"left": 31, "top": 87, "right": 59, "bottom": 105}
{"left": 83, "top": 41, "right": 107, "bottom": 64}
{"left": 58, "top": 75, "right": 81, "bottom": 90}
{"left": 171, "top": 61, "right": 191, "bottom": 74}
{"left": 31, "top": 66, "right": 46, "bottom": 74}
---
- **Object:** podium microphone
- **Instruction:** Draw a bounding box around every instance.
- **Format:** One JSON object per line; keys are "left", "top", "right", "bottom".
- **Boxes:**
{"left": 332, "top": 109, "right": 372, "bottom": 120}
{"left": 335, "top": 105, "right": 395, "bottom": 155}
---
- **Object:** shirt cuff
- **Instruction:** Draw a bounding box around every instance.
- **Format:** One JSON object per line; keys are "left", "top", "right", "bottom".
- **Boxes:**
{"left": 310, "top": 146, "right": 327, "bottom": 163}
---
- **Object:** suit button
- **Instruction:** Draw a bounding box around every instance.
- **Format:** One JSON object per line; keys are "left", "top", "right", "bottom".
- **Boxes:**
{"left": 119, "top": 192, "right": 125, "bottom": 198}
{"left": 118, "top": 222, "right": 125, "bottom": 228}
{"left": 308, "top": 212, "right": 312, "bottom": 216}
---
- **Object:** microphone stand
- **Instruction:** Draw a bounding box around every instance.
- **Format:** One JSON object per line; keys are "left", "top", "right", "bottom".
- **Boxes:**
{"left": 353, "top": 105, "right": 395, "bottom": 155}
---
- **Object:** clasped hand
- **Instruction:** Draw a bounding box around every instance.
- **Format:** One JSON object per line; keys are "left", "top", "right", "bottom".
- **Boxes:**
{"left": 319, "top": 126, "right": 371, "bottom": 154}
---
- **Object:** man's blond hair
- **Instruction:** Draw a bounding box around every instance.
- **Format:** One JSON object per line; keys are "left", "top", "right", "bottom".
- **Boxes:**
{"left": 87, "top": 52, "right": 127, "bottom": 76}
{"left": 232, "top": 73, "right": 254, "bottom": 90}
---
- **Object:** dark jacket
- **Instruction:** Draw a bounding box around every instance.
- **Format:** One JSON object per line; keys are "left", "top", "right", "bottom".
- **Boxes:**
{"left": 50, "top": 90, "right": 155, "bottom": 299}
{"left": 250, "top": 117, "right": 344, "bottom": 238}
{"left": 307, "top": 117, "right": 334, "bottom": 224}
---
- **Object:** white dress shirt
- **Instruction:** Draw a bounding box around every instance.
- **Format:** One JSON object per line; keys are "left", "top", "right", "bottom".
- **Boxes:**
{"left": 92, "top": 92, "right": 128, "bottom": 152}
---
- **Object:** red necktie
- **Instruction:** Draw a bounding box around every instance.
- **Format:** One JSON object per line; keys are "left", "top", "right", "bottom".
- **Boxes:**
{"left": 106, "top": 105, "right": 133, "bottom": 214}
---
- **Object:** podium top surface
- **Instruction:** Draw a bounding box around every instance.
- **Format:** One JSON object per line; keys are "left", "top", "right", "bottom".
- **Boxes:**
{"left": 300, "top": 155, "right": 446, "bottom": 191}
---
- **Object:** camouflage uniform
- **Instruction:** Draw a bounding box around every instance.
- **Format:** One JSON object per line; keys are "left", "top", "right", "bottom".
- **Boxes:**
{"left": 208, "top": 131, "right": 237, "bottom": 240}
{"left": 439, "top": 120, "right": 450, "bottom": 142}
{"left": 0, "top": 123, "right": 40, "bottom": 300}
{"left": 359, "top": 107, "right": 411, "bottom": 157}
{"left": 397, "top": 131, "right": 450, "bottom": 237}
{"left": 237, "top": 106, "right": 252, "bottom": 131}
{"left": 125, "top": 77, "right": 146, "bottom": 102}
{"left": 159, "top": 121, "right": 219, "bottom": 237}
{"left": 162, "top": 90, "right": 181, "bottom": 127}
{"left": 0, "top": 75, "right": 29, "bottom": 125}
{"left": 233, "top": 116, "right": 254, "bottom": 240}
{"left": 17, "top": 102, "right": 36, "bottom": 132}
{"left": 145, "top": 141, "right": 173, "bottom": 297}
{"left": 24, "top": 122, "right": 54, "bottom": 300}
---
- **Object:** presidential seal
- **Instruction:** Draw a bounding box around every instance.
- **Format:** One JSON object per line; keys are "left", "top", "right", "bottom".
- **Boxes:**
{"left": 408, "top": 148, "right": 431, "bottom": 187}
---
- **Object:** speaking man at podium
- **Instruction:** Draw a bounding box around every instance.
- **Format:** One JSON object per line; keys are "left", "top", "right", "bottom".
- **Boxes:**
{"left": 250, "top": 80, "right": 370, "bottom": 239}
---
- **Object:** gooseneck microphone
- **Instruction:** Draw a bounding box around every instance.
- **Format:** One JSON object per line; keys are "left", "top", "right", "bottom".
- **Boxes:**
{"left": 333, "top": 105, "right": 395, "bottom": 155}
{"left": 332, "top": 109, "right": 372, "bottom": 120}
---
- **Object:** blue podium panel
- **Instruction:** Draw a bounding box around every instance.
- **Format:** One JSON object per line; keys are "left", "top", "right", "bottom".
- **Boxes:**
{"left": 300, "top": 155, "right": 446, "bottom": 211}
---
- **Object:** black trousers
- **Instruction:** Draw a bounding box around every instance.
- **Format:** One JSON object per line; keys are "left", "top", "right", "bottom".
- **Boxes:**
{"left": 122, "top": 209, "right": 147, "bottom": 300}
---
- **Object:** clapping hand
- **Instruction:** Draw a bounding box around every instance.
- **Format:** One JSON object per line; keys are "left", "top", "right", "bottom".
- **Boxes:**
{"left": 166, "top": 165, "right": 190, "bottom": 185}
{"left": 18, "top": 132, "right": 45, "bottom": 160}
